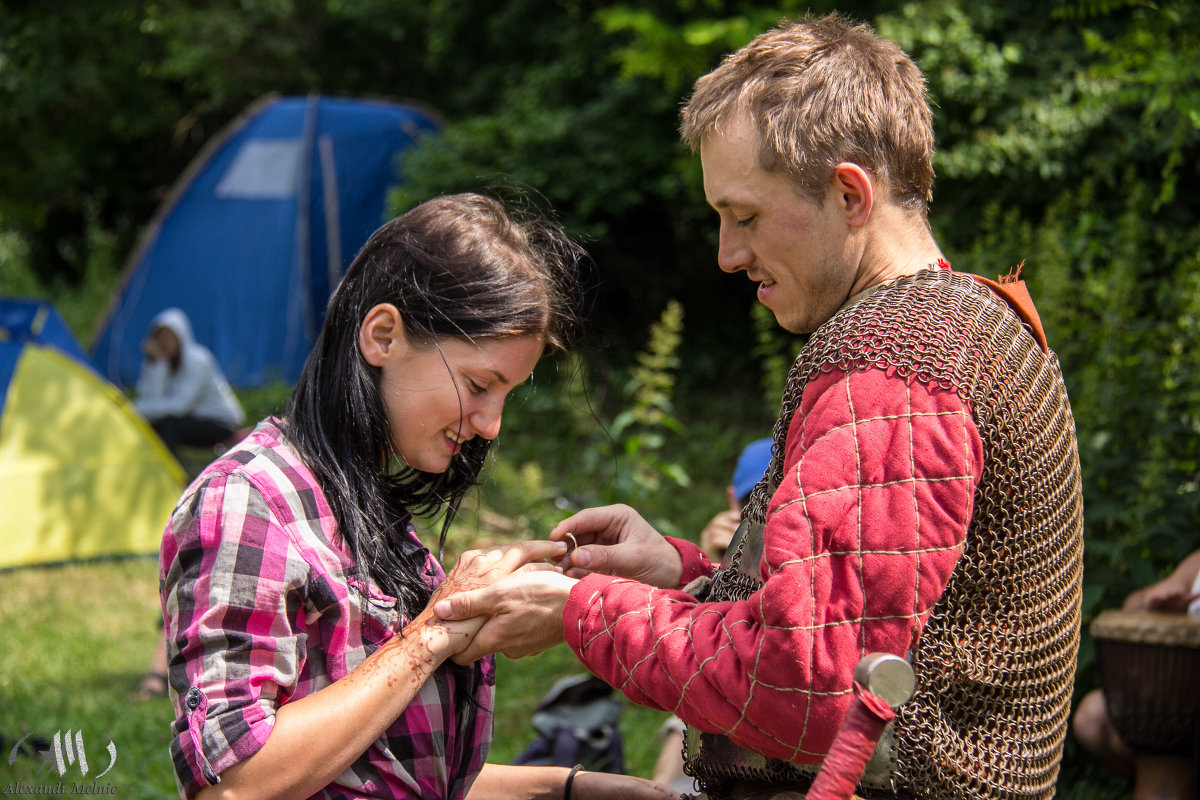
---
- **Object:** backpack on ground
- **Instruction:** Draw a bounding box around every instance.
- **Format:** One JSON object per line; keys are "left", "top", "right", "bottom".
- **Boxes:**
{"left": 511, "top": 673, "right": 625, "bottom": 774}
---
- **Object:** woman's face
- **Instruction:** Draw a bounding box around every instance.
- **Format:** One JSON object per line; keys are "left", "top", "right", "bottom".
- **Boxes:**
{"left": 152, "top": 326, "right": 182, "bottom": 360}
{"left": 374, "top": 329, "right": 544, "bottom": 474}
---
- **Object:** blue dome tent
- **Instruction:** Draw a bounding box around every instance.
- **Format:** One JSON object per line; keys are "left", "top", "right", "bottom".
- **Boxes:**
{"left": 91, "top": 95, "right": 439, "bottom": 389}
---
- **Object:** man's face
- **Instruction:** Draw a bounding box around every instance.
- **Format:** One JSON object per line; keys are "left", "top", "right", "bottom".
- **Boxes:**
{"left": 700, "top": 114, "right": 855, "bottom": 334}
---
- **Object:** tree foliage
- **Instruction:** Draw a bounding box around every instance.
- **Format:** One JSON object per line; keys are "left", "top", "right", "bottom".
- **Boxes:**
{"left": 0, "top": 0, "right": 433, "bottom": 283}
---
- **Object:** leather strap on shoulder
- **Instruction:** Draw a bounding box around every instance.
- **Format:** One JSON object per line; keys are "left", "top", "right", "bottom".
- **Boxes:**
{"left": 965, "top": 261, "right": 1050, "bottom": 354}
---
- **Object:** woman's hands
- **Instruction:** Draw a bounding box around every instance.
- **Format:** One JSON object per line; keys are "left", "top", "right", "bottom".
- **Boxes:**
{"left": 193, "top": 540, "right": 569, "bottom": 800}
{"left": 435, "top": 539, "right": 567, "bottom": 602}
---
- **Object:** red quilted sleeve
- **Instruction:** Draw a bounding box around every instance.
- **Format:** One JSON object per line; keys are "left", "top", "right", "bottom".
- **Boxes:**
{"left": 564, "top": 366, "right": 981, "bottom": 762}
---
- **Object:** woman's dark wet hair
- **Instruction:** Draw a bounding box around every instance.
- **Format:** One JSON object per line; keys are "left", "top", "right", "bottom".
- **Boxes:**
{"left": 285, "top": 192, "right": 585, "bottom": 618}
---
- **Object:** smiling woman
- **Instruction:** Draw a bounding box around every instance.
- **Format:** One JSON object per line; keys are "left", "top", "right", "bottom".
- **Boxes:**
{"left": 157, "top": 193, "right": 679, "bottom": 800}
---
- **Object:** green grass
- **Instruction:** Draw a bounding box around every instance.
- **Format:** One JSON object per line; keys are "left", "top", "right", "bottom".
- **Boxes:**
{"left": 0, "top": 558, "right": 673, "bottom": 797}
{"left": 0, "top": 558, "right": 177, "bottom": 798}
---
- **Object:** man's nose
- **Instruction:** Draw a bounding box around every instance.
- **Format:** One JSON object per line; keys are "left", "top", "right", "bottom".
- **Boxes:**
{"left": 717, "top": 223, "right": 751, "bottom": 273}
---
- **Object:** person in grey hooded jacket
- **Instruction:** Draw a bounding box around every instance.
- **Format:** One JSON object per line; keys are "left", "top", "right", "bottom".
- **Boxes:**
{"left": 134, "top": 307, "right": 245, "bottom": 458}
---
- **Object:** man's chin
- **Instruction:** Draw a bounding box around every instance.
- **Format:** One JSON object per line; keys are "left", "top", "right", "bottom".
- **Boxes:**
{"left": 769, "top": 309, "right": 811, "bottom": 335}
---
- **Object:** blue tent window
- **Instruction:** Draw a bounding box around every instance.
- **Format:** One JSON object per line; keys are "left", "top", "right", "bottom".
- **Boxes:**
{"left": 216, "top": 139, "right": 302, "bottom": 199}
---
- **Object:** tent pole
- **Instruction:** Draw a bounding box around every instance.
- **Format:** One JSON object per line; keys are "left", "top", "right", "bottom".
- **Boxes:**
{"left": 319, "top": 134, "right": 343, "bottom": 296}
{"left": 290, "top": 94, "right": 320, "bottom": 360}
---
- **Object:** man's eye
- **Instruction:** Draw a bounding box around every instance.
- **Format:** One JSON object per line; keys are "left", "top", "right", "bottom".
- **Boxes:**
{"left": 736, "top": 215, "right": 756, "bottom": 228}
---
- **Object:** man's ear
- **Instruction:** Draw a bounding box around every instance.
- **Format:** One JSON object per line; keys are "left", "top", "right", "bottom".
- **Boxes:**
{"left": 359, "top": 303, "right": 405, "bottom": 367}
{"left": 832, "top": 162, "right": 874, "bottom": 228}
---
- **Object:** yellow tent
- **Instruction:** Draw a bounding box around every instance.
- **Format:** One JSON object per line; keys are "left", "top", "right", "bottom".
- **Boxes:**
{"left": 0, "top": 299, "right": 185, "bottom": 569}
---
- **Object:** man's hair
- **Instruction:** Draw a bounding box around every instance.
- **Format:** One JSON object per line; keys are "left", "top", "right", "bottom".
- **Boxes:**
{"left": 680, "top": 12, "right": 935, "bottom": 215}
{"left": 286, "top": 192, "right": 584, "bottom": 617}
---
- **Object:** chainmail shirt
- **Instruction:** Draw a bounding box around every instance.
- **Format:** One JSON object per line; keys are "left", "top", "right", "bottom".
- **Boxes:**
{"left": 687, "top": 268, "right": 1084, "bottom": 799}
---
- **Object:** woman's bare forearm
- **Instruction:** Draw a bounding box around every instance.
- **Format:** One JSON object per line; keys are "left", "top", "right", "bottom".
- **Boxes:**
{"left": 196, "top": 611, "right": 474, "bottom": 800}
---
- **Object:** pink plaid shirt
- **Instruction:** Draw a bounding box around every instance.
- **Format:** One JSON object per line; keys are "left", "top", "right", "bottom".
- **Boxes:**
{"left": 160, "top": 418, "right": 495, "bottom": 799}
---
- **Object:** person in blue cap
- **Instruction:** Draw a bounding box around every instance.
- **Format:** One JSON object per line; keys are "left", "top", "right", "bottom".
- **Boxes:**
{"left": 698, "top": 438, "right": 774, "bottom": 562}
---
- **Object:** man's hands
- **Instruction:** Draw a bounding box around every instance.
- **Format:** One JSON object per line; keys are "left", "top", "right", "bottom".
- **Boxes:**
{"left": 548, "top": 504, "right": 683, "bottom": 588}
{"left": 423, "top": 540, "right": 567, "bottom": 662}
{"left": 435, "top": 569, "right": 577, "bottom": 664}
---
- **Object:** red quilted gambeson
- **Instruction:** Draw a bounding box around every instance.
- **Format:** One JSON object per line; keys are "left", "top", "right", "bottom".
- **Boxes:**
{"left": 563, "top": 365, "right": 982, "bottom": 763}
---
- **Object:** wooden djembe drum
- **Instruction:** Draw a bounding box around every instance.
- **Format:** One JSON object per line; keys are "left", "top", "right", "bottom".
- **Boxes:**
{"left": 1091, "top": 609, "right": 1200, "bottom": 798}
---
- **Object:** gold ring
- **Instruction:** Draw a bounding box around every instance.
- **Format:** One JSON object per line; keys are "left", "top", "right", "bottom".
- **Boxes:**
{"left": 565, "top": 532, "right": 578, "bottom": 552}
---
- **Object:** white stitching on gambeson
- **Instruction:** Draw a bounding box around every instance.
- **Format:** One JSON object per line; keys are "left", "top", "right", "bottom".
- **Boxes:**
{"left": 774, "top": 544, "right": 965, "bottom": 561}
{"left": 905, "top": 377, "right": 924, "bottom": 648}
{"left": 785, "top": 470, "right": 975, "bottom": 494}
{"left": 847, "top": 372, "right": 869, "bottom": 658}
{"left": 807, "top": 408, "right": 969, "bottom": 439}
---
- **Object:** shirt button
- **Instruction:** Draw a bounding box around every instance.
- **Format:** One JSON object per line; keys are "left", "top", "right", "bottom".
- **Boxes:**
{"left": 185, "top": 687, "right": 202, "bottom": 710}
